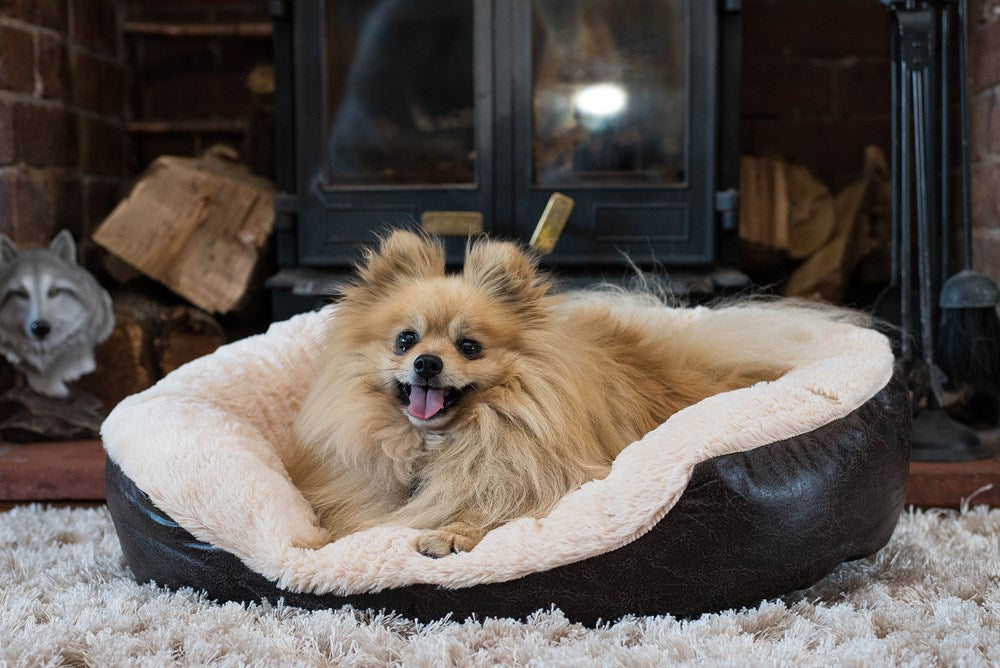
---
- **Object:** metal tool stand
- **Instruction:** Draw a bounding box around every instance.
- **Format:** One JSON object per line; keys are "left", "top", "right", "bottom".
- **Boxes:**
{"left": 882, "top": 0, "right": 991, "bottom": 460}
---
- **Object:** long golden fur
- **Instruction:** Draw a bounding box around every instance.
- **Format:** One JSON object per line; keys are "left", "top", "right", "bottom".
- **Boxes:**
{"left": 290, "top": 231, "right": 785, "bottom": 557}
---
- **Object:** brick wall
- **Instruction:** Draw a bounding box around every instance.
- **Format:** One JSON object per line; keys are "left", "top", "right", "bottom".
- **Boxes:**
{"left": 742, "top": 0, "right": 1000, "bottom": 287}
{"left": 4, "top": 2, "right": 991, "bottom": 283}
{"left": 741, "top": 0, "right": 892, "bottom": 190}
{"left": 969, "top": 0, "right": 1000, "bottom": 279}
{"left": 0, "top": 0, "right": 127, "bottom": 253}
{"left": 123, "top": 1, "right": 272, "bottom": 177}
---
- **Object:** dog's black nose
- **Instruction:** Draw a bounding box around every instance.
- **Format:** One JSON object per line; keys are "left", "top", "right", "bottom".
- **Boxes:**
{"left": 29, "top": 320, "right": 51, "bottom": 340}
{"left": 413, "top": 354, "right": 443, "bottom": 380}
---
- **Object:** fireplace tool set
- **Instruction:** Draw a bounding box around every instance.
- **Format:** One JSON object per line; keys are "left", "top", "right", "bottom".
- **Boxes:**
{"left": 882, "top": 0, "right": 999, "bottom": 460}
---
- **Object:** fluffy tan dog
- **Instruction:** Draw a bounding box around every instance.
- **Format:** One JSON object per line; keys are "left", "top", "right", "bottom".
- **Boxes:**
{"left": 290, "top": 231, "right": 783, "bottom": 557}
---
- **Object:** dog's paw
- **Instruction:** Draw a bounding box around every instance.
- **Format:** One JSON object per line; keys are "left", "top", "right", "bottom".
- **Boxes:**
{"left": 417, "top": 529, "right": 479, "bottom": 558}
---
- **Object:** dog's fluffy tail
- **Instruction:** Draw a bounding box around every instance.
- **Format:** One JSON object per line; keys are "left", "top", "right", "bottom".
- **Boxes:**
{"left": 665, "top": 298, "right": 873, "bottom": 383}
{"left": 566, "top": 289, "right": 872, "bottom": 387}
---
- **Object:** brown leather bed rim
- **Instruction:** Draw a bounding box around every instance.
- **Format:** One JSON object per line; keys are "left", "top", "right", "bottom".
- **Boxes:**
{"left": 105, "top": 377, "right": 910, "bottom": 626}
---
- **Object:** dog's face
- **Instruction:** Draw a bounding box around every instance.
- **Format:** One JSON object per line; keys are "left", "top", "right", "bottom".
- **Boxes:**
{"left": 334, "top": 231, "right": 550, "bottom": 430}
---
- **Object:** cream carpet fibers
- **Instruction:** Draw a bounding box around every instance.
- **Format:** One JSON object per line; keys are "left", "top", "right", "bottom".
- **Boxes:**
{"left": 1, "top": 504, "right": 998, "bottom": 666}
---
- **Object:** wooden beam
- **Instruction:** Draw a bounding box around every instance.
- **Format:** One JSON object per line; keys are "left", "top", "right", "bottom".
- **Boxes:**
{"left": 123, "top": 21, "right": 272, "bottom": 38}
{"left": 128, "top": 120, "right": 250, "bottom": 135}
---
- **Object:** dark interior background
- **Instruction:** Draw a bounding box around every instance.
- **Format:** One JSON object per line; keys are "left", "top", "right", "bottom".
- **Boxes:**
{"left": 2, "top": 0, "right": 999, "bottom": 289}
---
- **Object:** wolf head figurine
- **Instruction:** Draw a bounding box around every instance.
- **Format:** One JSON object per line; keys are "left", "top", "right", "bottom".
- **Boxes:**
{"left": 0, "top": 230, "right": 114, "bottom": 397}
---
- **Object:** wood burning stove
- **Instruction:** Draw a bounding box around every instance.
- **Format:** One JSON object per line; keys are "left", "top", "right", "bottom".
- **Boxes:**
{"left": 268, "top": 0, "right": 742, "bottom": 317}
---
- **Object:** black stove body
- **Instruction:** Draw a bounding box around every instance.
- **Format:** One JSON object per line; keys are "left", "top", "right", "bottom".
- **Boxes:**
{"left": 269, "top": 0, "right": 742, "bottom": 318}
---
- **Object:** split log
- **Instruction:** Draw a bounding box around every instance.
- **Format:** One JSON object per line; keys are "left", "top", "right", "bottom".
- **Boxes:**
{"left": 739, "top": 155, "right": 789, "bottom": 255}
{"left": 739, "top": 155, "right": 834, "bottom": 261}
{"left": 93, "top": 145, "right": 275, "bottom": 314}
{"left": 77, "top": 292, "right": 225, "bottom": 411}
{"left": 76, "top": 293, "right": 161, "bottom": 411}
{"left": 0, "top": 386, "right": 105, "bottom": 442}
{"left": 156, "top": 306, "right": 225, "bottom": 376}
{"left": 782, "top": 146, "right": 891, "bottom": 301}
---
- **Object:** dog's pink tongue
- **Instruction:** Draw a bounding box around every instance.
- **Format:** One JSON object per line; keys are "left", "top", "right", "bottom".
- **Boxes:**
{"left": 407, "top": 386, "right": 446, "bottom": 420}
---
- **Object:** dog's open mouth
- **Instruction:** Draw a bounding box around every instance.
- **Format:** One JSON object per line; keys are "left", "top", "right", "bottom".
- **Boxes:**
{"left": 396, "top": 383, "right": 467, "bottom": 421}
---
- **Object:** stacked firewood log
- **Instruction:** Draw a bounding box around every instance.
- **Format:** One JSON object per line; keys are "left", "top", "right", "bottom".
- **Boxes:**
{"left": 80, "top": 145, "right": 275, "bottom": 412}
{"left": 76, "top": 292, "right": 227, "bottom": 410}
{"left": 739, "top": 146, "right": 891, "bottom": 303}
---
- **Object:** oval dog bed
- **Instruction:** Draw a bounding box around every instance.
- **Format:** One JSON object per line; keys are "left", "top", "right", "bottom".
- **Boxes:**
{"left": 102, "top": 299, "right": 911, "bottom": 624}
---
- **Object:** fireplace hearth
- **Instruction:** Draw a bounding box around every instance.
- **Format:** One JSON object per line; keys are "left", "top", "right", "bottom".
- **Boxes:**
{"left": 268, "top": 0, "right": 742, "bottom": 317}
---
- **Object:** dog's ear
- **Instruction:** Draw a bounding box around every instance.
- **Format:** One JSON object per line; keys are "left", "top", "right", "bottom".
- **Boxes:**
{"left": 356, "top": 229, "right": 445, "bottom": 290}
{"left": 0, "top": 235, "right": 18, "bottom": 265}
{"left": 464, "top": 238, "right": 550, "bottom": 304}
{"left": 48, "top": 229, "right": 77, "bottom": 265}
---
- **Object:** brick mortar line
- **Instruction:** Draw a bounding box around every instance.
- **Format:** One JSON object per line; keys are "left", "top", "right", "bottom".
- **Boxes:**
{"left": 0, "top": 165, "right": 125, "bottom": 181}
{"left": 0, "top": 16, "right": 62, "bottom": 40}
{"left": 67, "top": 42, "right": 125, "bottom": 68}
{"left": 0, "top": 17, "right": 125, "bottom": 67}
{"left": 741, "top": 113, "right": 892, "bottom": 122}
{"left": 81, "top": 174, "right": 125, "bottom": 184}
{"left": 972, "top": 82, "right": 1000, "bottom": 98}
{"left": 0, "top": 90, "right": 127, "bottom": 126}
{"left": 743, "top": 55, "right": 891, "bottom": 64}
{"left": 971, "top": 86, "right": 999, "bottom": 102}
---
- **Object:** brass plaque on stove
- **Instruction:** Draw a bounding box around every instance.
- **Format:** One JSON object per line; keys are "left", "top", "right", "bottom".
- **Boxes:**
{"left": 421, "top": 211, "right": 484, "bottom": 236}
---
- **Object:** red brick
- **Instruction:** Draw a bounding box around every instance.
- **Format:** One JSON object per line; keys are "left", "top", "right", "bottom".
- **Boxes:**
{"left": 971, "top": 18, "right": 1000, "bottom": 93}
{"left": 70, "top": 0, "right": 119, "bottom": 57}
{"left": 970, "top": 89, "right": 1000, "bottom": 161}
{"left": 217, "top": 36, "right": 272, "bottom": 66}
{"left": 0, "top": 169, "right": 15, "bottom": 236}
{"left": 0, "top": 101, "right": 13, "bottom": 165}
{"left": 37, "top": 32, "right": 69, "bottom": 101}
{"left": 124, "top": 7, "right": 220, "bottom": 22}
{"left": 213, "top": 4, "right": 270, "bottom": 23}
{"left": 125, "top": 0, "right": 267, "bottom": 23}
{"left": 970, "top": 160, "right": 1000, "bottom": 234}
{"left": 79, "top": 116, "right": 124, "bottom": 176}
{"left": 6, "top": 101, "right": 78, "bottom": 168}
{"left": 134, "top": 68, "right": 249, "bottom": 120}
{"left": 970, "top": 0, "right": 1000, "bottom": 26}
{"left": 834, "top": 57, "right": 892, "bottom": 117}
{"left": 0, "top": 167, "right": 80, "bottom": 245}
{"left": 907, "top": 460, "right": 1000, "bottom": 508}
{"left": 50, "top": 170, "right": 83, "bottom": 238}
{"left": 131, "top": 33, "right": 271, "bottom": 72}
{"left": 742, "top": 0, "right": 890, "bottom": 58}
{"left": 83, "top": 176, "right": 122, "bottom": 233}
{"left": 0, "top": 0, "right": 67, "bottom": 32}
{"left": 970, "top": 225, "right": 1000, "bottom": 279}
{"left": 132, "top": 35, "right": 216, "bottom": 72}
{"left": 71, "top": 50, "right": 124, "bottom": 116}
{"left": 0, "top": 25, "right": 35, "bottom": 94}
{"left": 2, "top": 100, "right": 77, "bottom": 167}
{"left": 741, "top": 57, "right": 837, "bottom": 119}
{"left": 131, "top": 134, "right": 196, "bottom": 172}
{"left": 741, "top": 116, "right": 892, "bottom": 188}
{"left": 0, "top": 440, "right": 105, "bottom": 501}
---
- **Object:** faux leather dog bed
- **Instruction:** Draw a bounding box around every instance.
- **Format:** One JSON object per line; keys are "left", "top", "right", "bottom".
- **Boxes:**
{"left": 102, "top": 299, "right": 911, "bottom": 624}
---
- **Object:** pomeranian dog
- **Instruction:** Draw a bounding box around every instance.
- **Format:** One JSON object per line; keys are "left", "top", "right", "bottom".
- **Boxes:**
{"left": 290, "top": 231, "right": 783, "bottom": 557}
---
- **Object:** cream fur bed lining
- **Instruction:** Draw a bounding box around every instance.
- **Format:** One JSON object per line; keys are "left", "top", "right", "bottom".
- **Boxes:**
{"left": 101, "top": 298, "right": 894, "bottom": 596}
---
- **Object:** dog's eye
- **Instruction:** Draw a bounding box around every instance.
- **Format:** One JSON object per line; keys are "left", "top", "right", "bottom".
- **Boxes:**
{"left": 47, "top": 287, "right": 67, "bottom": 298}
{"left": 456, "top": 338, "right": 482, "bottom": 359}
{"left": 9, "top": 289, "right": 28, "bottom": 300}
{"left": 394, "top": 330, "right": 419, "bottom": 354}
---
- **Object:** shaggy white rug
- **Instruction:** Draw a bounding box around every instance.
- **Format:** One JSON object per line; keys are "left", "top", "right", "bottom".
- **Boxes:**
{"left": 1, "top": 503, "right": 998, "bottom": 666}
